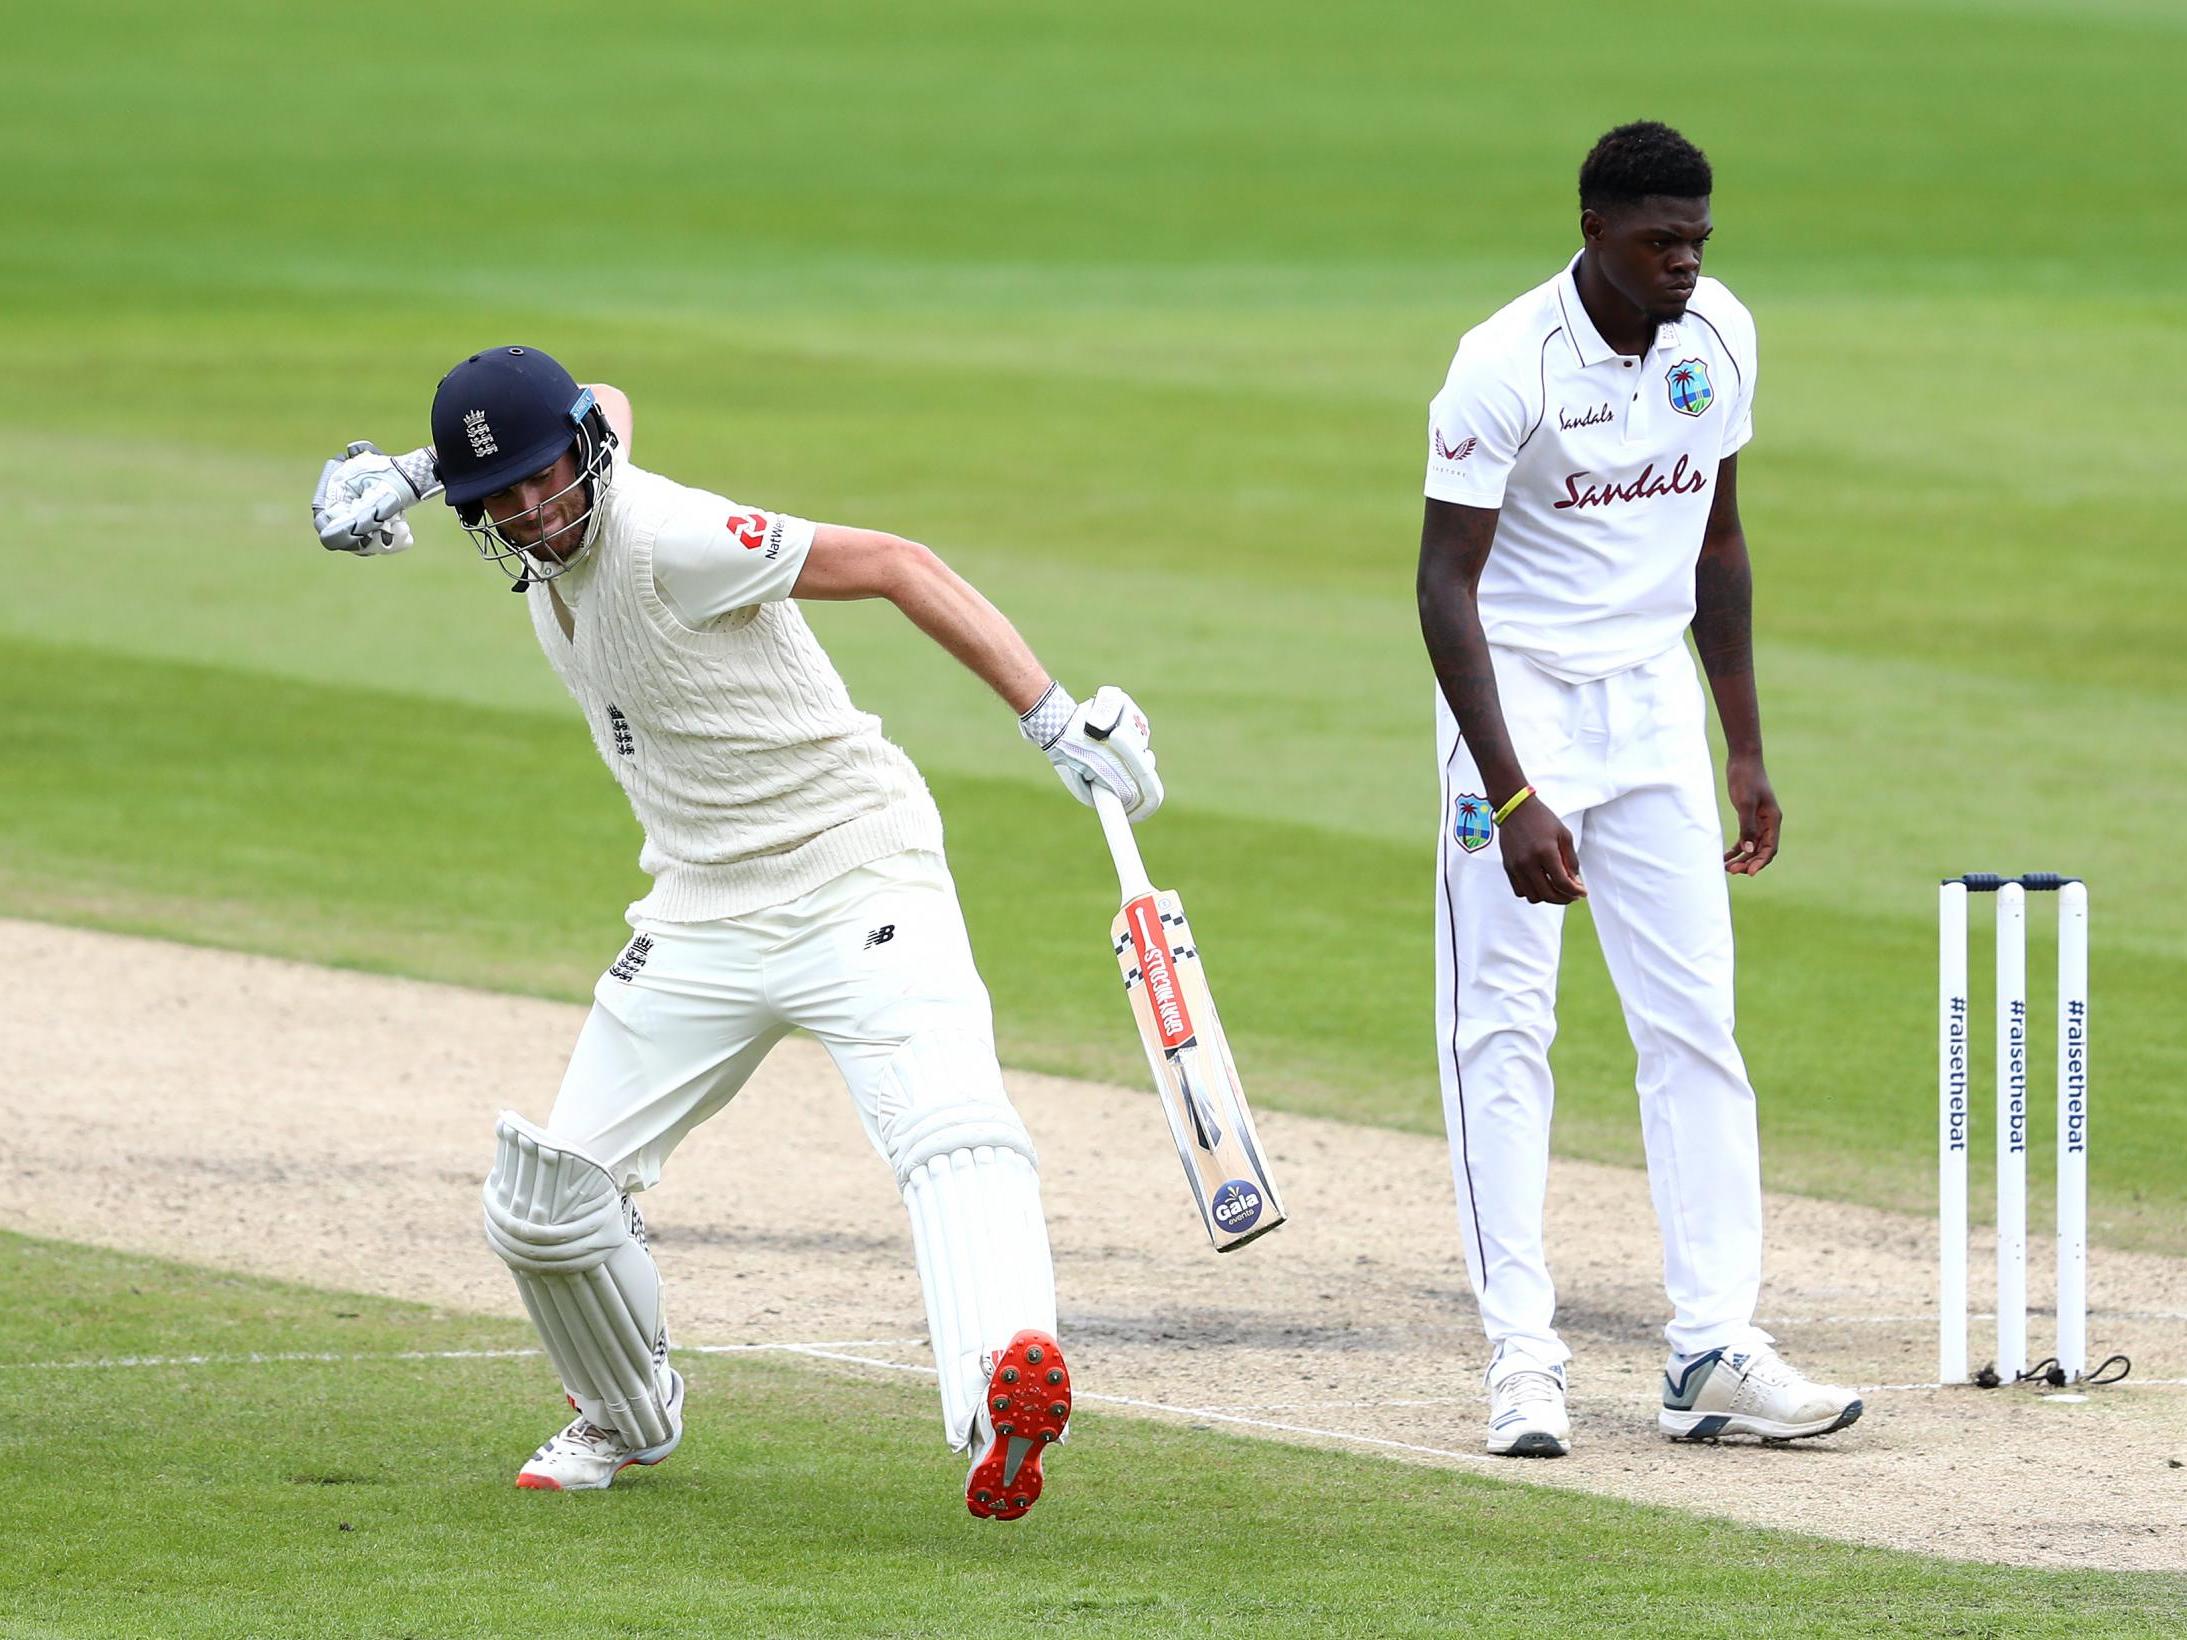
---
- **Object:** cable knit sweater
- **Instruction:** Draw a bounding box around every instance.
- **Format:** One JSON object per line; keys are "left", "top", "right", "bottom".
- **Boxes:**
{"left": 525, "top": 461, "right": 943, "bottom": 923}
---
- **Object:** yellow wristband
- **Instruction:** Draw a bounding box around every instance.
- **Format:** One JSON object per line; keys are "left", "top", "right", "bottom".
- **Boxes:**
{"left": 1492, "top": 785, "right": 1536, "bottom": 826}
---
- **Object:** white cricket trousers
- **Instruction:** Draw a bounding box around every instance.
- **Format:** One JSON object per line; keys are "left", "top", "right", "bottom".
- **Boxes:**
{"left": 543, "top": 845, "right": 1058, "bottom": 1448}
{"left": 1434, "top": 643, "right": 1771, "bottom": 1365}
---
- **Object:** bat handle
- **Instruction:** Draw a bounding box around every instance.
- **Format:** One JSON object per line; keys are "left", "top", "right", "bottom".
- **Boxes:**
{"left": 1091, "top": 786, "right": 1155, "bottom": 900}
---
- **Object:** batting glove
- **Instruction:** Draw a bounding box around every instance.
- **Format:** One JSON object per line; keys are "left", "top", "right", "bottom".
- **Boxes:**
{"left": 1021, "top": 682, "right": 1164, "bottom": 822}
{"left": 311, "top": 441, "right": 442, "bottom": 556}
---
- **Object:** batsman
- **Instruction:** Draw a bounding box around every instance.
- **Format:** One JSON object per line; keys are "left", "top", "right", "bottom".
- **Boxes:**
{"left": 308, "top": 345, "right": 1161, "bottom": 1517}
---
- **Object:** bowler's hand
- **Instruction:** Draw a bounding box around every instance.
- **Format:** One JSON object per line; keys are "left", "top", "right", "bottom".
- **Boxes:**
{"left": 1498, "top": 796, "right": 1585, "bottom": 904}
{"left": 1725, "top": 753, "right": 1781, "bottom": 875}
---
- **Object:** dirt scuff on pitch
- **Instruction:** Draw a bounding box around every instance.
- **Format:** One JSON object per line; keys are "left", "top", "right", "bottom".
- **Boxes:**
{"left": 5, "top": 919, "right": 2183, "bottom": 1571}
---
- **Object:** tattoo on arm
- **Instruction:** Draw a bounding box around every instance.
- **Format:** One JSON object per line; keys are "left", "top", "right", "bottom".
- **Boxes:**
{"left": 1691, "top": 542, "right": 1753, "bottom": 679}
{"left": 1691, "top": 451, "right": 1752, "bottom": 677}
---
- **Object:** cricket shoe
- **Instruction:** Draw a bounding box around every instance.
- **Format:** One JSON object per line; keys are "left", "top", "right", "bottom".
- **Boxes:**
{"left": 516, "top": 1369, "right": 685, "bottom": 1490}
{"left": 1484, "top": 1355, "right": 1570, "bottom": 1457}
{"left": 966, "top": 1329, "right": 1072, "bottom": 1520}
{"left": 1659, "top": 1346, "right": 1862, "bottom": 1443}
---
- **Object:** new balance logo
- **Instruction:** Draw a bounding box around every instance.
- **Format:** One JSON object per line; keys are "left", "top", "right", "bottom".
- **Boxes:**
{"left": 863, "top": 924, "right": 896, "bottom": 950}
{"left": 607, "top": 704, "right": 635, "bottom": 757}
{"left": 608, "top": 934, "right": 654, "bottom": 982}
{"left": 464, "top": 409, "right": 497, "bottom": 458}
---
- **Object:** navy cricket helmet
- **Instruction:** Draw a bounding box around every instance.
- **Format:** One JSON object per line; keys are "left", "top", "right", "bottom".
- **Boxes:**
{"left": 429, "top": 345, "right": 617, "bottom": 586}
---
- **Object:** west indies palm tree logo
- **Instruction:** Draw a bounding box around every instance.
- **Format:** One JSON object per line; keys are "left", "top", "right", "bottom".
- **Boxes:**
{"left": 1452, "top": 792, "right": 1495, "bottom": 853}
{"left": 1666, "top": 358, "right": 1714, "bottom": 417}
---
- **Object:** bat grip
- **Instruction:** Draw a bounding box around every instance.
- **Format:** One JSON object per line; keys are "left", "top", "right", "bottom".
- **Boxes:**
{"left": 1092, "top": 786, "right": 1155, "bottom": 900}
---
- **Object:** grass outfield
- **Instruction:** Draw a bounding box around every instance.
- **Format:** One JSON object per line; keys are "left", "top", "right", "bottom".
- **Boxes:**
{"left": 4, "top": 1233, "right": 2180, "bottom": 1639}
{"left": 6, "top": 0, "right": 2184, "bottom": 1251}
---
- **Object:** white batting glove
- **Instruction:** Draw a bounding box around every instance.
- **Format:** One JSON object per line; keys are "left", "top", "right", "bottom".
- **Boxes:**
{"left": 310, "top": 441, "right": 442, "bottom": 556}
{"left": 1020, "top": 682, "right": 1164, "bottom": 821}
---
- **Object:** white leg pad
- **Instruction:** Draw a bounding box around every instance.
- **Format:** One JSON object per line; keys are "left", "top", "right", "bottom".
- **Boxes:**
{"left": 482, "top": 1111, "right": 675, "bottom": 1449}
{"left": 900, "top": 1120, "right": 1058, "bottom": 1450}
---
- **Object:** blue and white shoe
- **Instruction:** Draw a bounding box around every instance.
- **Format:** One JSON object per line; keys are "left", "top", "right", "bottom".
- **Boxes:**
{"left": 1659, "top": 1346, "right": 1861, "bottom": 1443}
{"left": 1485, "top": 1355, "right": 1570, "bottom": 1457}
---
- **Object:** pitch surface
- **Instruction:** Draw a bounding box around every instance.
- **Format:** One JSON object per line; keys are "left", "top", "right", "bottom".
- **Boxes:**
{"left": 9, "top": 920, "right": 2182, "bottom": 1573}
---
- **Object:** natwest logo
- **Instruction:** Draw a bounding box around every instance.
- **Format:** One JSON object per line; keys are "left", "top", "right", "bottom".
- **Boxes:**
{"left": 1551, "top": 452, "right": 1707, "bottom": 511}
{"left": 727, "top": 510, "right": 790, "bottom": 560}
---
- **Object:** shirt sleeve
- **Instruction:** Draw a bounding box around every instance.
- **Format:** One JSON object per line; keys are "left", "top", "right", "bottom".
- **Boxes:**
{"left": 1424, "top": 334, "right": 1533, "bottom": 508}
{"left": 1722, "top": 302, "right": 1758, "bottom": 457}
{"left": 649, "top": 490, "right": 816, "bottom": 627}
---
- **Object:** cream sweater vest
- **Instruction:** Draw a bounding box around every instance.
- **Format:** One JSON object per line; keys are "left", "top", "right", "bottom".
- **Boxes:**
{"left": 526, "top": 461, "right": 943, "bottom": 922}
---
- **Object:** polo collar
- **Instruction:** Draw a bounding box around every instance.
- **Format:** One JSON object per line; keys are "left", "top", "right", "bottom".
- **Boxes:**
{"left": 1556, "top": 254, "right": 1684, "bottom": 368}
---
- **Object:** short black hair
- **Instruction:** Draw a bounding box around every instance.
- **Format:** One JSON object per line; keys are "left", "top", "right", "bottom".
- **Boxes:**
{"left": 1578, "top": 122, "right": 1712, "bottom": 211}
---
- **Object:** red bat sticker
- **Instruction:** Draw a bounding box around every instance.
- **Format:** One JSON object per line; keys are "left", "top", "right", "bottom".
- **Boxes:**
{"left": 1125, "top": 896, "right": 1193, "bottom": 1052}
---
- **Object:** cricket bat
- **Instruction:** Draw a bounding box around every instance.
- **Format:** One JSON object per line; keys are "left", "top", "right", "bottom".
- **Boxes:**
{"left": 1091, "top": 785, "right": 1286, "bottom": 1252}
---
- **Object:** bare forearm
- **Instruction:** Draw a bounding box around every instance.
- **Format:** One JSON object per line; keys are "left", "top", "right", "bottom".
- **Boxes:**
{"left": 1418, "top": 566, "right": 1529, "bottom": 804}
{"left": 793, "top": 526, "right": 1052, "bottom": 710}
{"left": 1693, "top": 531, "right": 1765, "bottom": 758}
{"left": 888, "top": 543, "right": 1051, "bottom": 713}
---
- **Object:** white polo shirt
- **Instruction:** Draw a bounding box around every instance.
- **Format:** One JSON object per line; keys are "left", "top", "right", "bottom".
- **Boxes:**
{"left": 1424, "top": 255, "right": 1757, "bottom": 682}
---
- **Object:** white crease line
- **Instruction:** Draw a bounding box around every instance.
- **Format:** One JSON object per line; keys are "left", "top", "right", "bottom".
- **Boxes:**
{"left": 0, "top": 1338, "right": 930, "bottom": 1372}
{"left": 1180, "top": 1408, "right": 1469, "bottom": 1416}
{"left": 1761, "top": 1311, "right": 2187, "bottom": 1326}
{"left": 777, "top": 1346, "right": 1505, "bottom": 1467}
{"left": 0, "top": 1348, "right": 548, "bottom": 1371}
{"left": 689, "top": 1337, "right": 929, "bottom": 1356}
{"left": 13, "top": 1342, "right": 2180, "bottom": 1425}
{"left": 1087, "top": 1392, "right": 1504, "bottom": 1466}
{"left": 1856, "top": 1377, "right": 2187, "bottom": 1393}
{"left": 846, "top": 1355, "right": 2187, "bottom": 1403}
{"left": 1172, "top": 1380, "right": 2187, "bottom": 1413}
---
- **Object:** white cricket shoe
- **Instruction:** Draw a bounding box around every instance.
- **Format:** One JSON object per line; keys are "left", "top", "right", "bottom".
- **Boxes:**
{"left": 1484, "top": 1355, "right": 1570, "bottom": 1457}
{"left": 516, "top": 1369, "right": 686, "bottom": 1491}
{"left": 1658, "top": 1346, "right": 1862, "bottom": 1442}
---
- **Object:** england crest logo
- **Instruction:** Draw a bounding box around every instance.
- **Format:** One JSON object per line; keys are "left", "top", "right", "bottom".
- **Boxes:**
{"left": 1452, "top": 793, "right": 1494, "bottom": 854}
{"left": 1666, "top": 359, "right": 1714, "bottom": 417}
